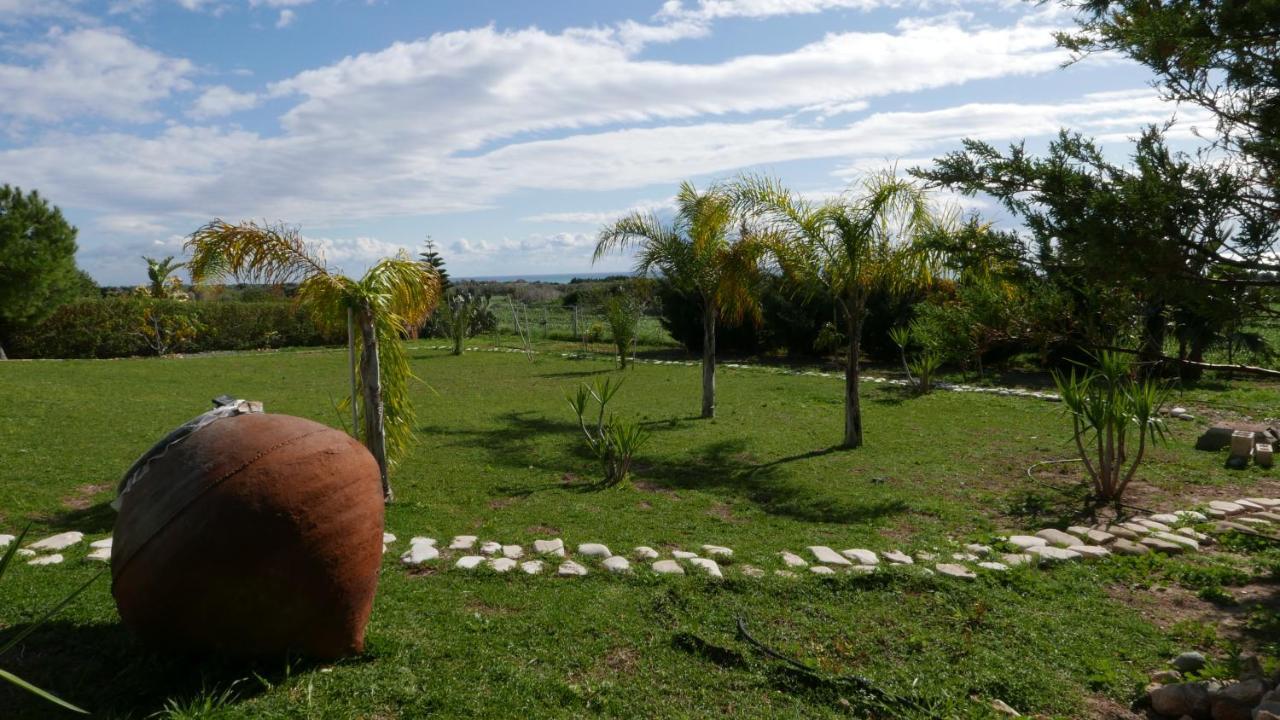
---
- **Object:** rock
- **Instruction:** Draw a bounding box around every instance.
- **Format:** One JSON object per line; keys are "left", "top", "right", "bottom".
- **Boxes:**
{"left": 27, "top": 553, "right": 64, "bottom": 566}
{"left": 1210, "top": 680, "right": 1266, "bottom": 720}
{"left": 1149, "top": 682, "right": 1213, "bottom": 718}
{"left": 1237, "top": 517, "right": 1272, "bottom": 527}
{"left": 1119, "top": 521, "right": 1153, "bottom": 535}
{"left": 1153, "top": 531, "right": 1199, "bottom": 550}
{"left": 89, "top": 537, "right": 113, "bottom": 549}
{"left": 520, "top": 560, "right": 544, "bottom": 575}
{"left": 489, "top": 557, "right": 517, "bottom": 573}
{"left": 383, "top": 532, "right": 396, "bottom": 544}
{"left": 1252, "top": 512, "right": 1280, "bottom": 522}
{"left": 1110, "top": 538, "right": 1150, "bottom": 556}
{"left": 1151, "top": 670, "right": 1183, "bottom": 684}
{"left": 688, "top": 558, "right": 723, "bottom": 578}
{"left": 533, "top": 538, "right": 565, "bottom": 556}
{"left": 1141, "top": 537, "right": 1185, "bottom": 554}
{"left": 1100, "top": 524, "right": 1142, "bottom": 540}
{"left": 652, "top": 560, "right": 684, "bottom": 575}
{"left": 557, "top": 560, "right": 588, "bottom": 577}
{"left": 1035, "top": 529, "right": 1084, "bottom": 547}
{"left": 1177, "top": 527, "right": 1211, "bottom": 542}
{"left": 501, "top": 545, "right": 524, "bottom": 559}
{"left": 883, "top": 550, "right": 913, "bottom": 564}
{"left": 779, "top": 551, "right": 808, "bottom": 568}
{"left": 1246, "top": 497, "right": 1280, "bottom": 508}
{"left": 1210, "top": 500, "right": 1247, "bottom": 516}
{"left": 633, "top": 546, "right": 659, "bottom": 560}
{"left": 990, "top": 699, "right": 1020, "bottom": 717}
{"left": 577, "top": 543, "right": 612, "bottom": 558}
{"left": 951, "top": 552, "right": 980, "bottom": 562}
{"left": 602, "top": 556, "right": 631, "bottom": 573}
{"left": 847, "top": 565, "right": 876, "bottom": 575}
{"left": 701, "top": 544, "right": 733, "bottom": 558}
{"left": 978, "top": 561, "right": 1009, "bottom": 572}
{"left": 1067, "top": 545, "right": 1110, "bottom": 560}
{"left": 964, "top": 543, "right": 992, "bottom": 556}
{"left": 455, "top": 555, "right": 485, "bottom": 570}
{"left": 809, "top": 565, "right": 836, "bottom": 575}
{"left": 1068, "top": 528, "right": 1116, "bottom": 545}
{"left": 449, "top": 535, "right": 477, "bottom": 550}
{"left": 1172, "top": 651, "right": 1207, "bottom": 673}
{"left": 28, "top": 531, "right": 84, "bottom": 552}
{"left": 841, "top": 548, "right": 878, "bottom": 565}
{"left": 1137, "top": 519, "right": 1173, "bottom": 533}
{"left": 86, "top": 547, "right": 112, "bottom": 562}
{"left": 0, "top": 534, "right": 13, "bottom": 548}
{"left": 808, "top": 546, "right": 852, "bottom": 566}
{"left": 1235, "top": 499, "right": 1266, "bottom": 511}
{"left": 1151, "top": 513, "right": 1182, "bottom": 525}
{"left": 16, "top": 549, "right": 34, "bottom": 557}
{"left": 409, "top": 536, "right": 436, "bottom": 547}
{"left": 915, "top": 551, "right": 938, "bottom": 562}
{"left": 1256, "top": 689, "right": 1280, "bottom": 719}
{"left": 935, "top": 563, "right": 976, "bottom": 579}
{"left": 1008, "top": 535, "right": 1048, "bottom": 549}
{"left": 479, "top": 541, "right": 502, "bottom": 555}
{"left": 1000, "top": 553, "right": 1033, "bottom": 567}
{"left": 400, "top": 544, "right": 439, "bottom": 565}
{"left": 1026, "top": 546, "right": 1080, "bottom": 562}
{"left": 1196, "top": 425, "right": 1236, "bottom": 451}
{"left": 740, "top": 565, "right": 765, "bottom": 578}
{"left": 1176, "top": 510, "right": 1209, "bottom": 522}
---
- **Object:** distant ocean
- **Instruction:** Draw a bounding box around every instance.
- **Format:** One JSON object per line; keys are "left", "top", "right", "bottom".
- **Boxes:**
{"left": 457, "top": 271, "right": 632, "bottom": 284}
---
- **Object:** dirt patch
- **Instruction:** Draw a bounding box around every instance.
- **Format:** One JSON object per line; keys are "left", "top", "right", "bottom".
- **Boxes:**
{"left": 464, "top": 597, "right": 518, "bottom": 617}
{"left": 636, "top": 501, "right": 652, "bottom": 511}
{"left": 707, "top": 502, "right": 737, "bottom": 522}
{"left": 1105, "top": 580, "right": 1280, "bottom": 653}
{"left": 633, "top": 480, "right": 680, "bottom": 499}
{"left": 61, "top": 482, "right": 111, "bottom": 511}
{"left": 525, "top": 524, "right": 561, "bottom": 536}
{"left": 1083, "top": 694, "right": 1144, "bottom": 720}
{"left": 601, "top": 646, "right": 639, "bottom": 675}
{"left": 487, "top": 496, "right": 517, "bottom": 511}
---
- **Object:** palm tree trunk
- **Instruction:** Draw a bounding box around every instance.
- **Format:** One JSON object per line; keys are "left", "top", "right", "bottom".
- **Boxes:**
{"left": 357, "top": 306, "right": 392, "bottom": 502}
{"left": 701, "top": 299, "right": 716, "bottom": 419}
{"left": 844, "top": 311, "right": 863, "bottom": 449}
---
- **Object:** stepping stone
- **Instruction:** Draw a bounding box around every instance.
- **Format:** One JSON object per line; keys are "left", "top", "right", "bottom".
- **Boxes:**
{"left": 1079, "top": 529, "right": 1116, "bottom": 545}
{"left": 688, "top": 558, "right": 723, "bottom": 578}
{"left": 1236, "top": 517, "right": 1272, "bottom": 526}
{"left": 808, "top": 546, "right": 852, "bottom": 566}
{"left": 489, "top": 557, "right": 518, "bottom": 573}
{"left": 915, "top": 551, "right": 938, "bottom": 562}
{"left": 951, "top": 552, "right": 980, "bottom": 562}
{"left": 479, "top": 541, "right": 502, "bottom": 555}
{"left": 28, "top": 532, "right": 83, "bottom": 552}
{"left": 1000, "top": 553, "right": 1033, "bottom": 567}
{"left": 0, "top": 534, "right": 13, "bottom": 548}
{"left": 1035, "top": 529, "right": 1084, "bottom": 548}
{"left": 557, "top": 560, "right": 588, "bottom": 577}
{"left": 409, "top": 536, "right": 436, "bottom": 547}
{"left": 16, "top": 549, "right": 34, "bottom": 557}
{"left": 847, "top": 565, "right": 876, "bottom": 575}
{"left": 455, "top": 555, "right": 485, "bottom": 570}
{"left": 449, "top": 535, "right": 477, "bottom": 550}
{"left": 1067, "top": 545, "right": 1110, "bottom": 560}
{"left": 502, "top": 545, "right": 524, "bottom": 559}
{"left": 935, "top": 563, "right": 976, "bottom": 579}
{"left": 383, "top": 533, "right": 397, "bottom": 544}
{"left": 1207, "top": 507, "right": 1229, "bottom": 519}
{"left": 1213, "top": 520, "right": 1260, "bottom": 534}
{"left": 841, "top": 549, "right": 878, "bottom": 565}
{"left": 27, "top": 554, "right": 63, "bottom": 566}
{"left": 1235, "top": 499, "right": 1265, "bottom": 511}
{"left": 1149, "top": 514, "right": 1181, "bottom": 525}
{"left": 577, "top": 543, "right": 612, "bottom": 558}
{"left": 652, "top": 560, "right": 684, "bottom": 575}
{"left": 520, "top": 560, "right": 544, "bottom": 575}
{"left": 1008, "top": 535, "right": 1047, "bottom": 549}
{"left": 809, "top": 565, "right": 836, "bottom": 575}
{"left": 1140, "top": 537, "right": 1184, "bottom": 554}
{"left": 740, "top": 565, "right": 765, "bottom": 578}
{"left": 602, "top": 556, "right": 631, "bottom": 573}
{"left": 1152, "top": 532, "right": 1198, "bottom": 550}
{"left": 1136, "top": 519, "right": 1172, "bottom": 533}
{"left": 1246, "top": 498, "right": 1280, "bottom": 508}
{"left": 1109, "top": 538, "right": 1150, "bottom": 556}
{"left": 672, "top": 550, "right": 698, "bottom": 559}
{"left": 1176, "top": 527, "right": 1209, "bottom": 542}
{"left": 963, "top": 543, "right": 992, "bottom": 556}
{"left": 977, "top": 561, "right": 1009, "bottom": 572}
{"left": 89, "top": 537, "right": 113, "bottom": 549}
{"left": 1118, "top": 522, "right": 1152, "bottom": 535}
{"left": 701, "top": 544, "right": 733, "bottom": 558}
{"left": 1209, "top": 500, "right": 1247, "bottom": 516}
{"left": 86, "top": 547, "right": 111, "bottom": 562}
{"left": 401, "top": 544, "right": 440, "bottom": 565}
{"left": 633, "top": 546, "right": 659, "bottom": 560}
{"left": 533, "top": 539, "right": 565, "bottom": 556}
{"left": 1027, "top": 546, "right": 1080, "bottom": 562}
{"left": 883, "top": 550, "right": 913, "bottom": 565}
{"left": 1174, "top": 510, "right": 1208, "bottom": 522}
{"left": 1251, "top": 512, "right": 1280, "bottom": 522}
{"left": 779, "top": 551, "right": 808, "bottom": 568}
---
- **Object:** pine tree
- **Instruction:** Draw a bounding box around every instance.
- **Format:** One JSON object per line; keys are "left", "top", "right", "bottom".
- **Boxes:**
{"left": 419, "top": 237, "right": 450, "bottom": 291}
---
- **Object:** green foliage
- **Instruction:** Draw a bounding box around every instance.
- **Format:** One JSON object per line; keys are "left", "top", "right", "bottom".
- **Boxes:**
{"left": 0, "top": 185, "right": 94, "bottom": 354}
{"left": 419, "top": 238, "right": 450, "bottom": 291}
{"left": 603, "top": 291, "right": 644, "bottom": 368}
{"left": 136, "top": 300, "right": 204, "bottom": 356}
{"left": 435, "top": 292, "right": 492, "bottom": 355}
{"left": 1052, "top": 350, "right": 1170, "bottom": 501}
{"left": 566, "top": 376, "right": 649, "bottom": 486}
{"left": 143, "top": 256, "right": 187, "bottom": 300}
{"left": 154, "top": 682, "right": 244, "bottom": 719}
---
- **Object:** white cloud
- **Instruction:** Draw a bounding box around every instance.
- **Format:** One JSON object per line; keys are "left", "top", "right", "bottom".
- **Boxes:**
{"left": 524, "top": 198, "right": 676, "bottom": 225}
{"left": 0, "top": 0, "right": 91, "bottom": 23}
{"left": 275, "top": 8, "right": 294, "bottom": 27}
{"left": 187, "top": 84, "right": 261, "bottom": 118}
{"left": 0, "top": 27, "right": 193, "bottom": 123}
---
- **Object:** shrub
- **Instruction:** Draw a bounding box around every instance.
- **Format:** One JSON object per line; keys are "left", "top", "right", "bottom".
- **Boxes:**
{"left": 566, "top": 376, "right": 649, "bottom": 486}
{"left": 603, "top": 293, "right": 643, "bottom": 368}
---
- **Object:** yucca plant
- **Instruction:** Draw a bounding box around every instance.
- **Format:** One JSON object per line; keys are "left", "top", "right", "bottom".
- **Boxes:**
{"left": 603, "top": 293, "right": 643, "bottom": 369}
{"left": 1, "top": 526, "right": 102, "bottom": 715}
{"left": 888, "top": 325, "right": 915, "bottom": 385}
{"left": 907, "top": 351, "right": 942, "bottom": 394}
{"left": 1052, "top": 350, "right": 1170, "bottom": 502}
{"left": 566, "top": 377, "right": 649, "bottom": 486}
{"left": 435, "top": 292, "right": 490, "bottom": 356}
{"left": 186, "top": 220, "right": 441, "bottom": 501}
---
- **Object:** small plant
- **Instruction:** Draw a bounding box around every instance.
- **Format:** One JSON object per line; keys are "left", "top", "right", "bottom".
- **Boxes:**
{"left": 435, "top": 292, "right": 490, "bottom": 355}
{"left": 0, "top": 526, "right": 102, "bottom": 714}
{"left": 566, "top": 376, "right": 649, "bottom": 486}
{"left": 889, "top": 324, "right": 941, "bottom": 393}
{"left": 603, "top": 293, "right": 643, "bottom": 368}
{"left": 1053, "top": 350, "right": 1170, "bottom": 502}
{"left": 136, "top": 300, "right": 203, "bottom": 355}
{"left": 906, "top": 351, "right": 942, "bottom": 394}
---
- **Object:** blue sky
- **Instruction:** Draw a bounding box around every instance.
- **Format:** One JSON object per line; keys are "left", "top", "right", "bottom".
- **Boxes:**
{"left": 0, "top": 0, "right": 1210, "bottom": 285}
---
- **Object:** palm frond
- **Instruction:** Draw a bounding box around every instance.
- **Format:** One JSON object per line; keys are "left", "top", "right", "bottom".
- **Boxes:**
{"left": 186, "top": 219, "right": 333, "bottom": 286}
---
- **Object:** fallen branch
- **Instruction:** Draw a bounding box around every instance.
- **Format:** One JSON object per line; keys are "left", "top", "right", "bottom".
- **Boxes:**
{"left": 1094, "top": 345, "right": 1280, "bottom": 379}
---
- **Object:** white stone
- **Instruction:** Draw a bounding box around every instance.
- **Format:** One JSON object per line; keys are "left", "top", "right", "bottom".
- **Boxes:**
{"left": 520, "top": 560, "right": 544, "bottom": 575}
{"left": 577, "top": 543, "right": 612, "bottom": 558}
{"left": 808, "top": 546, "right": 852, "bottom": 566}
{"left": 602, "top": 556, "right": 631, "bottom": 573}
{"left": 1000, "top": 554, "right": 1033, "bottom": 567}
{"left": 688, "top": 558, "right": 723, "bottom": 578}
{"left": 16, "top": 549, "right": 35, "bottom": 557}
{"left": 1152, "top": 531, "right": 1198, "bottom": 550}
{"left": 401, "top": 544, "right": 440, "bottom": 566}
{"left": 449, "top": 535, "right": 478, "bottom": 550}
{"left": 409, "top": 536, "right": 436, "bottom": 547}
{"left": 1209, "top": 500, "right": 1246, "bottom": 516}
{"left": 977, "top": 561, "right": 1009, "bottom": 572}
{"left": 740, "top": 565, "right": 765, "bottom": 578}
{"left": 672, "top": 550, "right": 698, "bottom": 559}
{"left": 633, "top": 546, "right": 660, "bottom": 560}
{"left": 935, "top": 563, "right": 976, "bottom": 579}
{"left": 652, "top": 559, "right": 684, "bottom": 575}
{"left": 1246, "top": 498, "right": 1280, "bottom": 508}
{"left": 1008, "top": 535, "right": 1047, "bottom": 549}
{"left": 1236, "top": 499, "right": 1265, "bottom": 511}
{"left": 1035, "top": 529, "right": 1084, "bottom": 547}
{"left": 1027, "top": 546, "right": 1080, "bottom": 562}
{"left": 382, "top": 532, "right": 397, "bottom": 544}
{"left": 809, "top": 565, "right": 836, "bottom": 575}
{"left": 701, "top": 544, "right": 733, "bottom": 558}
{"left": 502, "top": 545, "right": 524, "bottom": 559}
{"left": 1118, "top": 522, "right": 1152, "bottom": 535}
{"left": 1136, "top": 519, "right": 1172, "bottom": 532}
{"left": 533, "top": 538, "right": 565, "bottom": 557}
{"left": 841, "top": 548, "right": 878, "bottom": 565}
{"left": 1067, "top": 545, "right": 1110, "bottom": 560}
{"left": 489, "top": 557, "right": 517, "bottom": 573}
{"left": 479, "top": 541, "right": 503, "bottom": 555}
{"left": 89, "top": 537, "right": 113, "bottom": 549}
{"left": 0, "top": 534, "right": 14, "bottom": 549}
{"left": 1175, "top": 510, "right": 1208, "bottom": 522}
{"left": 382, "top": 544, "right": 388, "bottom": 555}
{"left": 1149, "top": 514, "right": 1181, "bottom": 525}
{"left": 28, "top": 554, "right": 64, "bottom": 566}
{"left": 847, "top": 565, "right": 876, "bottom": 575}
{"left": 557, "top": 560, "right": 588, "bottom": 576}
{"left": 455, "top": 555, "right": 485, "bottom": 570}
{"left": 86, "top": 547, "right": 111, "bottom": 562}
{"left": 779, "top": 551, "right": 808, "bottom": 568}
{"left": 1176, "top": 527, "right": 1209, "bottom": 542}
{"left": 1237, "top": 517, "right": 1271, "bottom": 526}
{"left": 963, "top": 543, "right": 992, "bottom": 557}
{"left": 27, "top": 531, "right": 83, "bottom": 552}
{"left": 915, "top": 551, "right": 938, "bottom": 562}
{"left": 951, "top": 552, "right": 980, "bottom": 562}
{"left": 882, "top": 550, "right": 913, "bottom": 565}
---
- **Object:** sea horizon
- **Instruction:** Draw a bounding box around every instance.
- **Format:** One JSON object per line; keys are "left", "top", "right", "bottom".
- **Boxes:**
{"left": 456, "top": 271, "right": 634, "bottom": 284}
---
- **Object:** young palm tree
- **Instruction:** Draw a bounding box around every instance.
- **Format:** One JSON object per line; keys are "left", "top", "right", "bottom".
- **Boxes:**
{"left": 737, "top": 171, "right": 948, "bottom": 448}
{"left": 186, "top": 220, "right": 440, "bottom": 501}
{"left": 143, "top": 255, "right": 185, "bottom": 299}
{"left": 595, "top": 182, "right": 766, "bottom": 418}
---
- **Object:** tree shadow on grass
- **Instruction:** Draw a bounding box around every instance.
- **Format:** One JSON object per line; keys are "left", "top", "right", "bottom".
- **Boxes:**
{"left": 39, "top": 501, "right": 116, "bottom": 535}
{"left": 0, "top": 620, "right": 337, "bottom": 720}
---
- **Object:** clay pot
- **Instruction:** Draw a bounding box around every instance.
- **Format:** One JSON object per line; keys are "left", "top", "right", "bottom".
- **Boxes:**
{"left": 111, "top": 413, "right": 383, "bottom": 659}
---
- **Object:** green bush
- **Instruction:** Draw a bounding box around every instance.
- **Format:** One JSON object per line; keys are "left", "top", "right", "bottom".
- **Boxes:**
{"left": 9, "top": 298, "right": 342, "bottom": 359}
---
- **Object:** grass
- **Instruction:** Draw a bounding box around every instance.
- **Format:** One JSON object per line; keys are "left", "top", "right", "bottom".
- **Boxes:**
{"left": 1, "top": 338, "right": 1278, "bottom": 718}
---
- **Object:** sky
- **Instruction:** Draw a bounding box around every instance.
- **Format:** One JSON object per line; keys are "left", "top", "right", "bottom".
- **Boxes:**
{"left": 0, "top": 0, "right": 1213, "bottom": 285}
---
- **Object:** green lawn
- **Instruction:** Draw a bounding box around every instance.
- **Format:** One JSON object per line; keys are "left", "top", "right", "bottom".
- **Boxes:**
{"left": 1, "top": 342, "right": 1278, "bottom": 719}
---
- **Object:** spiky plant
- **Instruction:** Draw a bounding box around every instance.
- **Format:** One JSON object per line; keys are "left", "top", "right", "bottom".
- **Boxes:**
{"left": 143, "top": 255, "right": 186, "bottom": 299}
{"left": 186, "top": 220, "right": 441, "bottom": 501}
{"left": 595, "top": 182, "right": 767, "bottom": 418}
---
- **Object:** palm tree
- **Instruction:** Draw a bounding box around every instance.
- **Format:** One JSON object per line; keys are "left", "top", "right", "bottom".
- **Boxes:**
{"left": 595, "top": 182, "right": 765, "bottom": 418}
{"left": 186, "top": 220, "right": 441, "bottom": 501}
{"left": 143, "top": 255, "right": 185, "bottom": 299}
{"left": 736, "top": 171, "right": 948, "bottom": 448}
